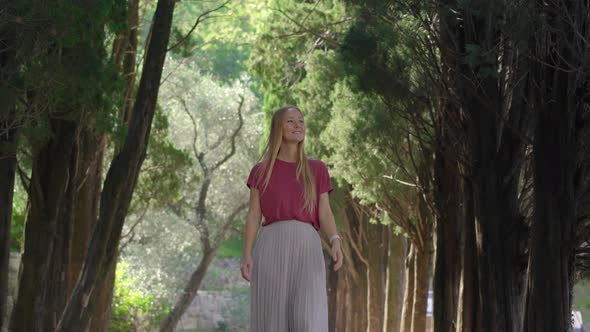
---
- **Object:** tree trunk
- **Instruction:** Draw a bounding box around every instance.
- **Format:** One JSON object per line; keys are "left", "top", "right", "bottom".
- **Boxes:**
{"left": 56, "top": 1, "right": 176, "bottom": 329}
{"left": 436, "top": 4, "right": 481, "bottom": 330}
{"left": 433, "top": 103, "right": 462, "bottom": 332}
{"left": 385, "top": 233, "right": 406, "bottom": 332}
{"left": 11, "top": 119, "right": 79, "bottom": 332}
{"left": 344, "top": 193, "right": 369, "bottom": 332}
{"left": 525, "top": 84, "right": 576, "bottom": 332}
{"left": 12, "top": 126, "right": 110, "bottom": 332}
{"left": 44, "top": 162, "right": 77, "bottom": 329}
{"left": 327, "top": 252, "right": 339, "bottom": 332}
{"left": 84, "top": 0, "right": 139, "bottom": 332}
{"left": 457, "top": 8, "right": 528, "bottom": 332}
{"left": 525, "top": 1, "right": 582, "bottom": 327}
{"left": 88, "top": 260, "right": 116, "bottom": 332}
{"left": 469, "top": 113, "right": 527, "bottom": 332}
{"left": 121, "top": 0, "right": 140, "bottom": 124}
{"left": 0, "top": 22, "right": 19, "bottom": 330}
{"left": 457, "top": 181, "right": 480, "bottom": 332}
{"left": 159, "top": 249, "right": 217, "bottom": 332}
{"left": 159, "top": 176, "right": 218, "bottom": 331}
{"left": 87, "top": 1, "right": 140, "bottom": 328}
{"left": 349, "top": 255, "right": 369, "bottom": 332}
{"left": 401, "top": 244, "right": 415, "bottom": 332}
{"left": 0, "top": 119, "right": 18, "bottom": 332}
{"left": 411, "top": 240, "right": 432, "bottom": 332}
{"left": 69, "top": 131, "right": 106, "bottom": 330}
{"left": 367, "top": 222, "right": 388, "bottom": 332}
{"left": 335, "top": 266, "right": 348, "bottom": 332}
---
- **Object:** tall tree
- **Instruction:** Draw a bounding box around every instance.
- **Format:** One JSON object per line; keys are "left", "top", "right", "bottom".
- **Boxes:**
{"left": 0, "top": 13, "right": 19, "bottom": 330}
{"left": 55, "top": 0, "right": 177, "bottom": 329}
{"left": 438, "top": 1, "right": 533, "bottom": 330}
{"left": 9, "top": 1, "right": 126, "bottom": 328}
{"left": 525, "top": 0, "right": 590, "bottom": 330}
{"left": 158, "top": 94, "right": 248, "bottom": 331}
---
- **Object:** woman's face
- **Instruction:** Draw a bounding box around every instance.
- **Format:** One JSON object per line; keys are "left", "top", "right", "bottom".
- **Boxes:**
{"left": 281, "top": 108, "right": 305, "bottom": 143}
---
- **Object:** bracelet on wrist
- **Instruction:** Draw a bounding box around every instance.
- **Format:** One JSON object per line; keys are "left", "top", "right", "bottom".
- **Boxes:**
{"left": 329, "top": 234, "right": 341, "bottom": 245}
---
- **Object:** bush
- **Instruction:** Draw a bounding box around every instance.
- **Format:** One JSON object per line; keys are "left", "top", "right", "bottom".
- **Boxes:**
{"left": 110, "top": 262, "right": 169, "bottom": 331}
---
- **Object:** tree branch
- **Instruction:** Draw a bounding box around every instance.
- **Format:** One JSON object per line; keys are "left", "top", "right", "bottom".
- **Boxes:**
{"left": 166, "top": 0, "right": 231, "bottom": 53}
{"left": 212, "top": 95, "right": 245, "bottom": 171}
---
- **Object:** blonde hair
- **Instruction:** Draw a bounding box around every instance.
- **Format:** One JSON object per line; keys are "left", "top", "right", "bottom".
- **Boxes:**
{"left": 255, "top": 105, "right": 317, "bottom": 214}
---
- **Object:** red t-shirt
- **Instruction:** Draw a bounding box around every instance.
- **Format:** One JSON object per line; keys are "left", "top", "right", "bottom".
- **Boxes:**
{"left": 246, "top": 158, "right": 333, "bottom": 231}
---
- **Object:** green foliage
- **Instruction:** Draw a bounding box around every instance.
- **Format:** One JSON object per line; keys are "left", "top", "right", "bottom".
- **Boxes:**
{"left": 322, "top": 82, "right": 409, "bottom": 206}
{"left": 10, "top": 184, "right": 27, "bottom": 252}
{"left": 292, "top": 51, "right": 346, "bottom": 158}
{"left": 12, "top": 0, "right": 125, "bottom": 151}
{"left": 129, "top": 107, "right": 193, "bottom": 215}
{"left": 247, "top": 0, "right": 435, "bottom": 229}
{"left": 163, "top": 0, "right": 269, "bottom": 83}
{"left": 248, "top": 0, "right": 349, "bottom": 112}
{"left": 110, "top": 262, "right": 169, "bottom": 331}
{"left": 338, "top": 5, "right": 428, "bottom": 102}
{"left": 217, "top": 235, "right": 244, "bottom": 259}
{"left": 10, "top": 140, "right": 32, "bottom": 252}
{"left": 118, "top": 58, "right": 261, "bottom": 310}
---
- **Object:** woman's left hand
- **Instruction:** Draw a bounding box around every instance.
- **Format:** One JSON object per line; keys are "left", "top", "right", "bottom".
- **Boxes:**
{"left": 331, "top": 240, "right": 343, "bottom": 271}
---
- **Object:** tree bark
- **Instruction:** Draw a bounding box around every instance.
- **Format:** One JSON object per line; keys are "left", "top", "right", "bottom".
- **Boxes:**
{"left": 88, "top": 258, "right": 116, "bottom": 332}
{"left": 87, "top": 1, "right": 140, "bottom": 328}
{"left": 525, "top": 80, "right": 576, "bottom": 331}
{"left": 457, "top": 181, "right": 481, "bottom": 332}
{"left": 335, "top": 265, "right": 348, "bottom": 332}
{"left": 0, "top": 20, "right": 19, "bottom": 330}
{"left": 327, "top": 252, "right": 339, "bottom": 332}
{"left": 525, "top": 1, "right": 583, "bottom": 329}
{"left": 71, "top": 131, "right": 107, "bottom": 331}
{"left": 0, "top": 118, "right": 18, "bottom": 332}
{"left": 367, "top": 222, "right": 388, "bottom": 332}
{"left": 11, "top": 115, "right": 109, "bottom": 332}
{"left": 11, "top": 119, "right": 78, "bottom": 332}
{"left": 56, "top": 0, "right": 176, "bottom": 329}
{"left": 385, "top": 233, "right": 406, "bottom": 332}
{"left": 468, "top": 104, "right": 527, "bottom": 332}
{"left": 401, "top": 244, "right": 415, "bottom": 332}
{"left": 433, "top": 104, "right": 462, "bottom": 332}
{"left": 121, "top": 0, "right": 140, "bottom": 124}
{"left": 439, "top": 2, "right": 529, "bottom": 330}
{"left": 469, "top": 107, "right": 527, "bottom": 332}
{"left": 343, "top": 193, "right": 368, "bottom": 332}
{"left": 411, "top": 243, "right": 431, "bottom": 332}
{"left": 44, "top": 156, "right": 77, "bottom": 329}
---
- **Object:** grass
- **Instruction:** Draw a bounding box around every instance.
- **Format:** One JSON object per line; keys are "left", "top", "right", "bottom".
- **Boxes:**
{"left": 574, "top": 279, "right": 590, "bottom": 330}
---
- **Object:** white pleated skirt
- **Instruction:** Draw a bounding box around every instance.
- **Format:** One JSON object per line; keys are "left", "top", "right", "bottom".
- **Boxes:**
{"left": 250, "top": 220, "right": 329, "bottom": 332}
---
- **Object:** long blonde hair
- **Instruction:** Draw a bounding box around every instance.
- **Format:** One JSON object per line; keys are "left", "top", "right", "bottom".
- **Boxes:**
{"left": 255, "top": 105, "right": 317, "bottom": 214}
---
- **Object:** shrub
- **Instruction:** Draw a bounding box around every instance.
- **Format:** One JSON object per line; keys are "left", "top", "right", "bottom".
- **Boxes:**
{"left": 110, "top": 262, "right": 169, "bottom": 331}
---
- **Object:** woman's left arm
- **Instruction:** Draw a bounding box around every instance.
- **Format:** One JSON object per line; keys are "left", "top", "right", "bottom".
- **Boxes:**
{"left": 319, "top": 192, "right": 343, "bottom": 271}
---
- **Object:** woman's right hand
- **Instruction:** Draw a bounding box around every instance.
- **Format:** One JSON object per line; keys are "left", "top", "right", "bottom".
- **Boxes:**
{"left": 241, "top": 255, "right": 253, "bottom": 281}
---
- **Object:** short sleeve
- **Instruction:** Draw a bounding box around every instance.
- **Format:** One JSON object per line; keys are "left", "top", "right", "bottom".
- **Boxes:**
{"left": 246, "top": 163, "right": 261, "bottom": 189}
{"left": 318, "top": 161, "right": 333, "bottom": 194}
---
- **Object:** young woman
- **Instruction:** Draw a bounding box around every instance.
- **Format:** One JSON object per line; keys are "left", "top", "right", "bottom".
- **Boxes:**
{"left": 240, "top": 105, "right": 343, "bottom": 332}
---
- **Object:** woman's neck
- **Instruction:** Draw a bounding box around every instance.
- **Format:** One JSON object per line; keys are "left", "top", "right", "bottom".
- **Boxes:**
{"left": 277, "top": 143, "right": 298, "bottom": 162}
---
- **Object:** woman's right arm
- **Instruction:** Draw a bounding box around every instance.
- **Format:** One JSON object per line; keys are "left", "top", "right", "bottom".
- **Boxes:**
{"left": 241, "top": 188, "right": 261, "bottom": 281}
